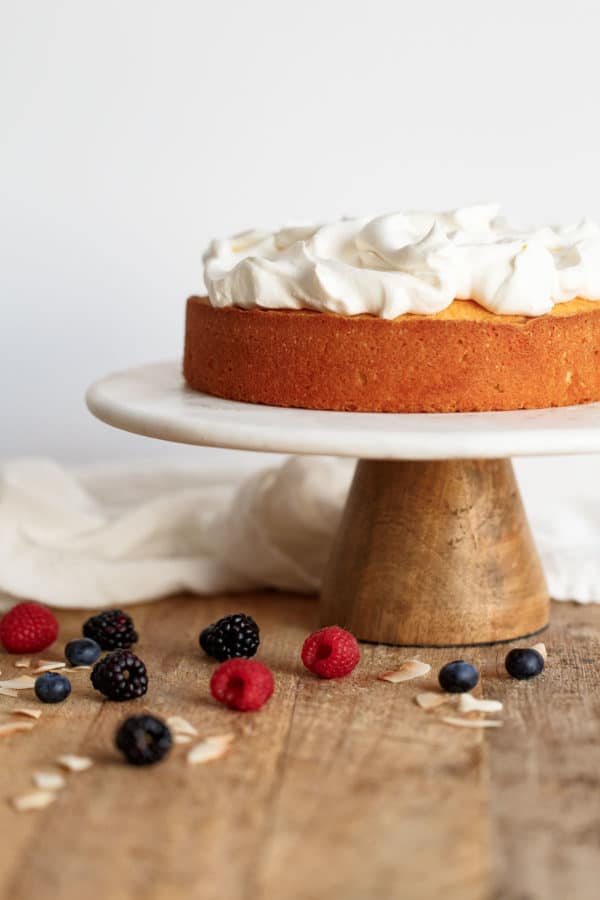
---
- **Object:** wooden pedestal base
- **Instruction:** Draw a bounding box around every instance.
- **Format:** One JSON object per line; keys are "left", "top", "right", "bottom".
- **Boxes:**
{"left": 320, "top": 458, "right": 549, "bottom": 646}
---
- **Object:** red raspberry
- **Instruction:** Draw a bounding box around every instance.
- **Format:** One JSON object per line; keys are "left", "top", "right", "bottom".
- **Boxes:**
{"left": 301, "top": 625, "right": 360, "bottom": 678}
{"left": 0, "top": 602, "right": 59, "bottom": 654}
{"left": 210, "top": 659, "right": 274, "bottom": 711}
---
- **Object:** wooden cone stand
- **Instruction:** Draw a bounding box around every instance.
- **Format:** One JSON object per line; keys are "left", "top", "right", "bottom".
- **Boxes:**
{"left": 320, "top": 458, "right": 549, "bottom": 646}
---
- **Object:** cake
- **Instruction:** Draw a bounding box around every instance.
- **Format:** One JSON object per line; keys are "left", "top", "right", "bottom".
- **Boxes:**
{"left": 184, "top": 205, "right": 600, "bottom": 412}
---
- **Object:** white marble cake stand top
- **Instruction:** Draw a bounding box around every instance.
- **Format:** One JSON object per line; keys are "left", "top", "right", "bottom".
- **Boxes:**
{"left": 86, "top": 361, "right": 600, "bottom": 460}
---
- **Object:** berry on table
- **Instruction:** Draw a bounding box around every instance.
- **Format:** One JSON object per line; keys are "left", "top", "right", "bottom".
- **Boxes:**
{"left": 0, "top": 602, "right": 59, "bottom": 654}
{"left": 505, "top": 648, "right": 545, "bottom": 680}
{"left": 91, "top": 650, "right": 148, "bottom": 701}
{"left": 65, "top": 638, "right": 101, "bottom": 667}
{"left": 199, "top": 613, "right": 260, "bottom": 662}
{"left": 199, "top": 626, "right": 214, "bottom": 654}
{"left": 35, "top": 672, "right": 72, "bottom": 704}
{"left": 301, "top": 625, "right": 360, "bottom": 679}
{"left": 210, "top": 658, "right": 274, "bottom": 711}
{"left": 438, "top": 660, "right": 479, "bottom": 693}
{"left": 115, "top": 714, "right": 172, "bottom": 766}
{"left": 83, "top": 609, "right": 138, "bottom": 651}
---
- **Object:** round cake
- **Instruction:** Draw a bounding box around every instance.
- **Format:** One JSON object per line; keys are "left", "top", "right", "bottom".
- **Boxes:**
{"left": 184, "top": 206, "right": 600, "bottom": 412}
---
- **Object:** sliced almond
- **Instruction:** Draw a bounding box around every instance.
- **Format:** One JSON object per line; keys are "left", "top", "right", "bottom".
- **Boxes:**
{"left": 31, "top": 661, "right": 66, "bottom": 675}
{"left": 12, "top": 791, "right": 56, "bottom": 812}
{"left": 441, "top": 716, "right": 503, "bottom": 729}
{"left": 168, "top": 715, "right": 198, "bottom": 736}
{"left": 415, "top": 691, "right": 450, "bottom": 711}
{"left": 531, "top": 642, "right": 547, "bottom": 661}
{"left": 0, "top": 721, "right": 36, "bottom": 738}
{"left": 458, "top": 694, "right": 503, "bottom": 714}
{"left": 379, "top": 660, "right": 431, "bottom": 683}
{"left": 174, "top": 734, "right": 193, "bottom": 745}
{"left": 0, "top": 675, "right": 36, "bottom": 690}
{"left": 12, "top": 707, "right": 42, "bottom": 720}
{"left": 68, "top": 666, "right": 91, "bottom": 672}
{"left": 15, "top": 658, "right": 31, "bottom": 668}
{"left": 33, "top": 772, "right": 66, "bottom": 791}
{"left": 56, "top": 755, "right": 93, "bottom": 773}
{"left": 167, "top": 716, "right": 198, "bottom": 737}
{"left": 0, "top": 688, "right": 18, "bottom": 698}
{"left": 187, "top": 734, "right": 235, "bottom": 766}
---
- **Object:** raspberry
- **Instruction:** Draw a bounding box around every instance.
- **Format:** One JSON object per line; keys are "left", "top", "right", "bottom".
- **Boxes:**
{"left": 0, "top": 602, "right": 59, "bottom": 654}
{"left": 91, "top": 650, "right": 148, "bottom": 701}
{"left": 115, "top": 715, "right": 172, "bottom": 766}
{"left": 301, "top": 625, "right": 360, "bottom": 679}
{"left": 199, "top": 613, "right": 260, "bottom": 662}
{"left": 83, "top": 609, "right": 138, "bottom": 650}
{"left": 210, "top": 659, "right": 274, "bottom": 711}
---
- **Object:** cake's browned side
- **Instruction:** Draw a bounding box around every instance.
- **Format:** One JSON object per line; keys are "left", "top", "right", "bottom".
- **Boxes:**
{"left": 183, "top": 296, "right": 600, "bottom": 412}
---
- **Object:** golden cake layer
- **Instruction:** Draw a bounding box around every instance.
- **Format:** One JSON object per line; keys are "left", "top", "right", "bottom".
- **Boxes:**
{"left": 183, "top": 296, "right": 600, "bottom": 412}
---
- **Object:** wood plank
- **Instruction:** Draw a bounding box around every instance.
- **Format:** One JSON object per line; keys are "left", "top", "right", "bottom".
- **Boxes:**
{"left": 0, "top": 595, "right": 597, "bottom": 899}
{"left": 489, "top": 601, "right": 600, "bottom": 900}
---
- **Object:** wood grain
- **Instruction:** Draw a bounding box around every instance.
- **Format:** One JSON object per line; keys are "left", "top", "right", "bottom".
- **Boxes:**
{"left": 321, "top": 459, "right": 550, "bottom": 645}
{"left": 0, "top": 595, "right": 597, "bottom": 900}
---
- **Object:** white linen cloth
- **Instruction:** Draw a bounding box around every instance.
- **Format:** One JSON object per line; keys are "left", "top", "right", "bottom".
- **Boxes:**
{"left": 0, "top": 456, "right": 597, "bottom": 609}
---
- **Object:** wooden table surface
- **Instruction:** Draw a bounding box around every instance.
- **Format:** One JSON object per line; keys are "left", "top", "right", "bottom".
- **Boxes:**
{"left": 0, "top": 594, "right": 598, "bottom": 900}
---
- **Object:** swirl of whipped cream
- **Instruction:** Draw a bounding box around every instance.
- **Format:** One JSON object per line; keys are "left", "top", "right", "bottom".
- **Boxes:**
{"left": 203, "top": 205, "right": 600, "bottom": 318}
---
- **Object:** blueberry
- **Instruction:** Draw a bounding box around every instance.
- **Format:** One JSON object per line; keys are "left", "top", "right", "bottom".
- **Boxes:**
{"left": 65, "top": 638, "right": 101, "bottom": 667}
{"left": 199, "top": 625, "right": 214, "bottom": 655}
{"left": 438, "top": 660, "right": 479, "bottom": 693}
{"left": 35, "top": 672, "right": 72, "bottom": 703}
{"left": 505, "top": 648, "right": 544, "bottom": 680}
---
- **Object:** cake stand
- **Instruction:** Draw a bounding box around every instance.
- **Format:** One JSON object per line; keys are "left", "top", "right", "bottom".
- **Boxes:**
{"left": 87, "top": 361, "right": 600, "bottom": 647}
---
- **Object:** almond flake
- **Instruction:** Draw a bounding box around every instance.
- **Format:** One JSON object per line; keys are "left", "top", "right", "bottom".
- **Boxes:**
{"left": 531, "top": 642, "right": 547, "bottom": 661}
{"left": 415, "top": 691, "right": 449, "bottom": 711}
{"left": 458, "top": 694, "right": 503, "bottom": 714}
{"left": 174, "top": 734, "right": 193, "bottom": 745}
{"left": 12, "top": 791, "right": 56, "bottom": 812}
{"left": 187, "top": 734, "right": 235, "bottom": 766}
{"left": 167, "top": 716, "right": 198, "bottom": 737}
{"left": 56, "top": 755, "right": 93, "bottom": 773}
{"left": 12, "top": 707, "right": 42, "bottom": 720}
{"left": 0, "top": 675, "right": 36, "bottom": 690}
{"left": 33, "top": 772, "right": 66, "bottom": 791}
{"left": 379, "top": 660, "right": 431, "bottom": 683}
{"left": 68, "top": 666, "right": 91, "bottom": 672}
{"left": 31, "top": 661, "right": 66, "bottom": 675}
{"left": 0, "top": 688, "right": 18, "bottom": 698}
{"left": 441, "top": 716, "right": 503, "bottom": 729}
{"left": 15, "top": 658, "right": 31, "bottom": 668}
{"left": 0, "top": 721, "right": 36, "bottom": 738}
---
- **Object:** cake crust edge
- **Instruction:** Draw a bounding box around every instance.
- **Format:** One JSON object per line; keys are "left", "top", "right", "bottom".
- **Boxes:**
{"left": 183, "top": 296, "right": 600, "bottom": 412}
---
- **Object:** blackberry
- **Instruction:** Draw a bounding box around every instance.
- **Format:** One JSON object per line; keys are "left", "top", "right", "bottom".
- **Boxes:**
{"left": 115, "top": 714, "right": 172, "bottom": 766}
{"left": 83, "top": 609, "right": 138, "bottom": 651}
{"left": 199, "top": 613, "right": 259, "bottom": 662}
{"left": 91, "top": 649, "right": 148, "bottom": 701}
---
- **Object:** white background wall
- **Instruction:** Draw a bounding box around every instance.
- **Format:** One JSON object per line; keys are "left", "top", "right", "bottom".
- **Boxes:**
{"left": 1, "top": 0, "right": 599, "bottom": 487}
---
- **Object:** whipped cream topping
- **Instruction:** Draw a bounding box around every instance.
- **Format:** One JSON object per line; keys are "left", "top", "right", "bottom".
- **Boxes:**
{"left": 203, "top": 205, "right": 600, "bottom": 318}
